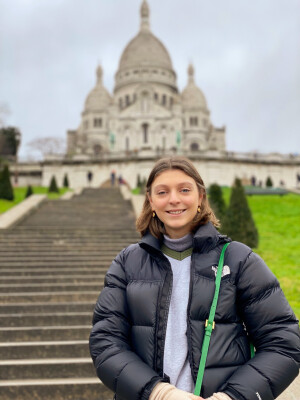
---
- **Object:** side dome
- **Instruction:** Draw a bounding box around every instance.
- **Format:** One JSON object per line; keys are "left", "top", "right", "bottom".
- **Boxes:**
{"left": 84, "top": 66, "right": 112, "bottom": 112}
{"left": 182, "top": 64, "right": 208, "bottom": 110}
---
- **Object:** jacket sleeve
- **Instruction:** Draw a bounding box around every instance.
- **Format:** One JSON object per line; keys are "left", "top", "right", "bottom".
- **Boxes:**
{"left": 89, "top": 248, "right": 165, "bottom": 400}
{"left": 223, "top": 247, "right": 300, "bottom": 400}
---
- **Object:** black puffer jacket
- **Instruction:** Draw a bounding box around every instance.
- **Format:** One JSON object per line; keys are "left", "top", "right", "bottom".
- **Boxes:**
{"left": 89, "top": 223, "right": 300, "bottom": 400}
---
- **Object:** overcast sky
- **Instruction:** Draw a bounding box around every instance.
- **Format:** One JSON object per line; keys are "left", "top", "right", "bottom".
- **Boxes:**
{"left": 1, "top": 0, "right": 299, "bottom": 160}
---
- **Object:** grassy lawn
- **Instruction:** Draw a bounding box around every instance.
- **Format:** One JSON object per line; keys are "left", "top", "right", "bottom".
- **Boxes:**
{"left": 0, "top": 186, "right": 71, "bottom": 214}
{"left": 222, "top": 188, "right": 300, "bottom": 319}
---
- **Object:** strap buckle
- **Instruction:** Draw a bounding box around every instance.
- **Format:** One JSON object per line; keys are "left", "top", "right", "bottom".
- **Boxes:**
{"left": 205, "top": 319, "right": 215, "bottom": 329}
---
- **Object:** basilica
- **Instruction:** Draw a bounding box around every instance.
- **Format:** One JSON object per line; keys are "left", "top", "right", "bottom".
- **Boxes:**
{"left": 66, "top": 0, "right": 226, "bottom": 159}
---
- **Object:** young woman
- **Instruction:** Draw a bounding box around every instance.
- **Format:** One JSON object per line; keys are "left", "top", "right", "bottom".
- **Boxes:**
{"left": 90, "top": 157, "right": 299, "bottom": 400}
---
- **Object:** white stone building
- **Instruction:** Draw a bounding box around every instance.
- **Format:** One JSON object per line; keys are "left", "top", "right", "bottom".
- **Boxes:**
{"left": 11, "top": 0, "right": 299, "bottom": 191}
{"left": 67, "top": 0, "right": 225, "bottom": 159}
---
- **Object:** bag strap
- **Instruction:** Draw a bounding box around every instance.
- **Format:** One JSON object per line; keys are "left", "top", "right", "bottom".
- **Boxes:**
{"left": 194, "top": 242, "right": 230, "bottom": 396}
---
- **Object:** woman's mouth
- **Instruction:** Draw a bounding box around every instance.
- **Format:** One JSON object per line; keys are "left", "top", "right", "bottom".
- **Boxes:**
{"left": 166, "top": 209, "right": 186, "bottom": 215}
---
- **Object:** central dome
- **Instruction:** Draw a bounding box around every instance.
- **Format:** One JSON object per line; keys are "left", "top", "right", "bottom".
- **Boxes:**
{"left": 114, "top": 0, "right": 177, "bottom": 93}
{"left": 119, "top": 30, "right": 173, "bottom": 71}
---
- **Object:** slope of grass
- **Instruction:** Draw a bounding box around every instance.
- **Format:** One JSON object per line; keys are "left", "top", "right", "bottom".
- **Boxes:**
{"left": 0, "top": 187, "right": 70, "bottom": 214}
{"left": 222, "top": 188, "right": 300, "bottom": 318}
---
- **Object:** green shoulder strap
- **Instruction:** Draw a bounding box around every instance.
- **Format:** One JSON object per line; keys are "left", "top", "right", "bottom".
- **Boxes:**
{"left": 194, "top": 242, "right": 230, "bottom": 397}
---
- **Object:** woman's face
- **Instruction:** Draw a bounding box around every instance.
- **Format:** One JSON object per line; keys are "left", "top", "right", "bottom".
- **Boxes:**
{"left": 148, "top": 169, "right": 203, "bottom": 239}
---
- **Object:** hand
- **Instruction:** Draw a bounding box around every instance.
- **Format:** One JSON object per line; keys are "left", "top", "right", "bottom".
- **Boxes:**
{"left": 150, "top": 383, "right": 204, "bottom": 400}
{"left": 204, "top": 393, "right": 232, "bottom": 400}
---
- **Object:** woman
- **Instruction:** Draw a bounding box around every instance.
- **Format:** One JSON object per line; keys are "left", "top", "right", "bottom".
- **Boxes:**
{"left": 89, "top": 157, "right": 299, "bottom": 400}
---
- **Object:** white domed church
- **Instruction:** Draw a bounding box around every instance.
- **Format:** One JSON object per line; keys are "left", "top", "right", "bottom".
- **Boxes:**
{"left": 66, "top": 0, "right": 226, "bottom": 159}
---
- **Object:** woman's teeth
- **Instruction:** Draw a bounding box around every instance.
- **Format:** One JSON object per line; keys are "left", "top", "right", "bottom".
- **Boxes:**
{"left": 168, "top": 210, "right": 184, "bottom": 214}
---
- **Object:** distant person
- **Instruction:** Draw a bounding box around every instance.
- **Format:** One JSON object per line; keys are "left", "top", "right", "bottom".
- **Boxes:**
{"left": 111, "top": 170, "right": 116, "bottom": 186}
{"left": 251, "top": 176, "right": 256, "bottom": 186}
{"left": 90, "top": 156, "right": 300, "bottom": 400}
{"left": 297, "top": 173, "right": 300, "bottom": 187}
{"left": 87, "top": 171, "right": 93, "bottom": 186}
{"left": 118, "top": 175, "right": 123, "bottom": 185}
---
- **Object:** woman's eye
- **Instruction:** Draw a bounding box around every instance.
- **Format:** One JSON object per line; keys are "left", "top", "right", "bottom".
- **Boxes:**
{"left": 157, "top": 191, "right": 166, "bottom": 195}
{"left": 181, "top": 188, "right": 190, "bottom": 193}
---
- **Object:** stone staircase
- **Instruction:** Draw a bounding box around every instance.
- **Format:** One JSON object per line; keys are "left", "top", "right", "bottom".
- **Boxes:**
{"left": 0, "top": 188, "right": 140, "bottom": 400}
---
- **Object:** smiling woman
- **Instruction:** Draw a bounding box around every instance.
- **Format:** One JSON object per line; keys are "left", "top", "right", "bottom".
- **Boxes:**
{"left": 89, "top": 156, "right": 300, "bottom": 400}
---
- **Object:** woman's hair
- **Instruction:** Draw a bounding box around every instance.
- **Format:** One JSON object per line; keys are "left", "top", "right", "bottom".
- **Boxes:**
{"left": 136, "top": 156, "right": 219, "bottom": 238}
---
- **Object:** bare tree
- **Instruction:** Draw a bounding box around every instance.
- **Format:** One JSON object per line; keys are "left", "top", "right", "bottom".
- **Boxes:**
{"left": 0, "top": 103, "right": 10, "bottom": 128}
{"left": 27, "top": 137, "right": 66, "bottom": 159}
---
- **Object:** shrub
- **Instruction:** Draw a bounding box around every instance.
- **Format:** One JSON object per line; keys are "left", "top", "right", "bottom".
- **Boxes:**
{"left": 137, "top": 174, "right": 142, "bottom": 188}
{"left": 222, "top": 178, "right": 258, "bottom": 248}
{"left": 266, "top": 176, "right": 273, "bottom": 187}
{"left": 48, "top": 176, "right": 59, "bottom": 193}
{"left": 25, "top": 185, "right": 33, "bottom": 198}
{"left": 208, "top": 183, "right": 226, "bottom": 222}
{"left": 63, "top": 174, "right": 69, "bottom": 188}
{"left": 0, "top": 164, "right": 14, "bottom": 200}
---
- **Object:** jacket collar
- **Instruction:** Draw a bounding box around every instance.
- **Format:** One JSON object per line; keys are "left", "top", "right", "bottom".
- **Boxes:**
{"left": 139, "top": 231, "right": 162, "bottom": 257}
{"left": 139, "top": 222, "right": 228, "bottom": 255}
{"left": 192, "top": 222, "right": 227, "bottom": 253}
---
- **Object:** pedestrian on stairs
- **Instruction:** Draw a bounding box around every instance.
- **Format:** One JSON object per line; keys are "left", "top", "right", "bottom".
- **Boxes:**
{"left": 90, "top": 156, "right": 300, "bottom": 400}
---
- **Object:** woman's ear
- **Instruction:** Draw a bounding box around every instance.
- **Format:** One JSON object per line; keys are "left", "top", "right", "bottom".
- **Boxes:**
{"left": 147, "top": 192, "right": 153, "bottom": 208}
{"left": 198, "top": 193, "right": 203, "bottom": 205}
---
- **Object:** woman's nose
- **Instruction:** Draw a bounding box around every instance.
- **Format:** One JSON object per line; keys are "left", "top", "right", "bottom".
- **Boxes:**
{"left": 169, "top": 190, "right": 180, "bottom": 204}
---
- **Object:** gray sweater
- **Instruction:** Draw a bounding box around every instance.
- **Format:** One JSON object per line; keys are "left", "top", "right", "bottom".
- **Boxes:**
{"left": 162, "top": 233, "right": 194, "bottom": 392}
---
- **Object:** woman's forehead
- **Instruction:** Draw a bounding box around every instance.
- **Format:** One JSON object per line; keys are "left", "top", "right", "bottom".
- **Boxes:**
{"left": 152, "top": 169, "right": 196, "bottom": 185}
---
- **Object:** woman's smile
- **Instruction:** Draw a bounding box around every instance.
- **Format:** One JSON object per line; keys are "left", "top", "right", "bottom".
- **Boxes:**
{"left": 166, "top": 209, "right": 186, "bottom": 215}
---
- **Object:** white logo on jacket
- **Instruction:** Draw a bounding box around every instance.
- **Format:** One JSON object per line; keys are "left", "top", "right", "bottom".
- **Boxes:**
{"left": 212, "top": 265, "right": 231, "bottom": 277}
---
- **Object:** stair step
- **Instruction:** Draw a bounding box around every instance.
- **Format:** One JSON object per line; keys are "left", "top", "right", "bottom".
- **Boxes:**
{"left": 0, "top": 379, "right": 112, "bottom": 400}
{"left": 0, "top": 291, "right": 99, "bottom": 303}
{"left": 0, "top": 274, "right": 105, "bottom": 284}
{"left": 0, "top": 283, "right": 103, "bottom": 293}
{"left": 0, "top": 326, "right": 91, "bottom": 341}
{"left": 0, "top": 302, "right": 95, "bottom": 314}
{"left": 0, "top": 312, "right": 93, "bottom": 327}
{"left": 0, "top": 340, "right": 89, "bottom": 359}
{"left": 0, "top": 358, "right": 95, "bottom": 380}
{"left": 0, "top": 268, "right": 108, "bottom": 276}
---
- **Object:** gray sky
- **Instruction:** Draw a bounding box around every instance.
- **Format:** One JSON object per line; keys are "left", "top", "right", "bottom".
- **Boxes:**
{"left": 1, "top": 0, "right": 299, "bottom": 160}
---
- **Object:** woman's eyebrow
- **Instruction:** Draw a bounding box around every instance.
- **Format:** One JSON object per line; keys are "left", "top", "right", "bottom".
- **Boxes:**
{"left": 154, "top": 182, "right": 194, "bottom": 189}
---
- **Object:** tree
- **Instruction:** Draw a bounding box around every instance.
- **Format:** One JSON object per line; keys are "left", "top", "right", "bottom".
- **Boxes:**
{"left": 25, "top": 185, "right": 33, "bottom": 198}
{"left": 27, "top": 137, "right": 66, "bottom": 160}
{"left": 208, "top": 183, "right": 226, "bottom": 221}
{"left": 0, "top": 164, "right": 14, "bottom": 200}
{"left": 221, "top": 178, "right": 258, "bottom": 248}
{"left": 63, "top": 174, "right": 69, "bottom": 188}
{"left": 0, "top": 126, "right": 21, "bottom": 158}
{"left": 48, "top": 176, "right": 59, "bottom": 193}
{"left": 266, "top": 176, "right": 273, "bottom": 187}
{"left": 137, "top": 174, "right": 142, "bottom": 188}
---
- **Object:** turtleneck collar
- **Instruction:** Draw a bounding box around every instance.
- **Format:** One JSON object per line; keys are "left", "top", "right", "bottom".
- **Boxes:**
{"left": 163, "top": 232, "right": 193, "bottom": 252}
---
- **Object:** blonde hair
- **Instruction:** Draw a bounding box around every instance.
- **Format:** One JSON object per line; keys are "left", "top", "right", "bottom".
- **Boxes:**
{"left": 136, "top": 156, "right": 219, "bottom": 238}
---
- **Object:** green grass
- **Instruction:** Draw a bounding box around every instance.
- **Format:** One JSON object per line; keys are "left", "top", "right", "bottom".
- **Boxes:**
{"left": 0, "top": 186, "right": 71, "bottom": 214}
{"left": 131, "top": 187, "right": 141, "bottom": 195}
{"left": 221, "top": 187, "right": 300, "bottom": 319}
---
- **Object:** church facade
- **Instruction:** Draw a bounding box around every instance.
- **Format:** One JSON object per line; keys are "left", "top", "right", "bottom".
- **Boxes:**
{"left": 66, "top": 0, "right": 226, "bottom": 159}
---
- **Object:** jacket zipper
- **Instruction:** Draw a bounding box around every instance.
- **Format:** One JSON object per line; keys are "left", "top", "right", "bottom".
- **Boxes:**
{"left": 186, "top": 252, "right": 196, "bottom": 382}
{"left": 155, "top": 255, "right": 173, "bottom": 376}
